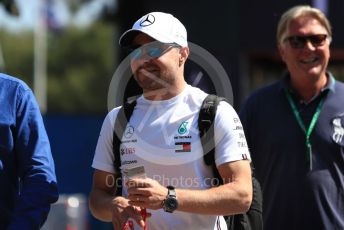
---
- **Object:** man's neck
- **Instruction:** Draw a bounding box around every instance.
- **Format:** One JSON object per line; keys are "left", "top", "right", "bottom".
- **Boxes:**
{"left": 290, "top": 74, "right": 328, "bottom": 102}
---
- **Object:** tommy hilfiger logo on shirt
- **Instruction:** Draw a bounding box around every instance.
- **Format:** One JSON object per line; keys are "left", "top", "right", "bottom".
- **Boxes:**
{"left": 175, "top": 142, "right": 191, "bottom": 152}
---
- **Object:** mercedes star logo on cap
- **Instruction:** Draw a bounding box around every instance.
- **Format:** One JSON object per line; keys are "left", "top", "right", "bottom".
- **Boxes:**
{"left": 140, "top": 14, "right": 155, "bottom": 27}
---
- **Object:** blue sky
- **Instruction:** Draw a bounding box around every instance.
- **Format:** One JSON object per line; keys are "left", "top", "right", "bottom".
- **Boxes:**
{"left": 0, "top": 0, "right": 117, "bottom": 32}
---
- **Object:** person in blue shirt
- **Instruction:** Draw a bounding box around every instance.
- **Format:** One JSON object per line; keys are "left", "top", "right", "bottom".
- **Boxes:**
{"left": 0, "top": 73, "right": 58, "bottom": 229}
{"left": 240, "top": 5, "right": 344, "bottom": 230}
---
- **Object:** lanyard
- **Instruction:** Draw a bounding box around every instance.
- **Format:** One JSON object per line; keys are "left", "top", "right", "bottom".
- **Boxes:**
{"left": 284, "top": 90, "right": 326, "bottom": 170}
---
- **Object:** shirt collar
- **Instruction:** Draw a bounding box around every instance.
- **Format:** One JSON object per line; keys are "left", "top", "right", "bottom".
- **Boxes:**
{"left": 280, "top": 72, "right": 335, "bottom": 103}
{"left": 281, "top": 72, "right": 335, "bottom": 92}
{"left": 325, "top": 72, "right": 336, "bottom": 92}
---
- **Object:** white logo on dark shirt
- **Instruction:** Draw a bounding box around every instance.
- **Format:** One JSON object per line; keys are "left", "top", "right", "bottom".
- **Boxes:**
{"left": 332, "top": 117, "right": 344, "bottom": 144}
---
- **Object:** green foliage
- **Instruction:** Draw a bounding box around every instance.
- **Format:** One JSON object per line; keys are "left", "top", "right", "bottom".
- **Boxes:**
{"left": 0, "top": 29, "right": 34, "bottom": 85}
{"left": 47, "top": 22, "right": 116, "bottom": 114}
{"left": 0, "top": 22, "right": 116, "bottom": 114}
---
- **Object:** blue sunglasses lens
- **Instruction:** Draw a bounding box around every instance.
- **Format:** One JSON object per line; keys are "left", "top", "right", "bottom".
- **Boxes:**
{"left": 147, "top": 47, "right": 163, "bottom": 58}
{"left": 129, "top": 43, "right": 178, "bottom": 60}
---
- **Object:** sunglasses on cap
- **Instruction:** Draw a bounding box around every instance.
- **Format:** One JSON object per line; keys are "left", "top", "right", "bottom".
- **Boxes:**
{"left": 284, "top": 34, "right": 328, "bottom": 49}
{"left": 128, "top": 42, "right": 181, "bottom": 60}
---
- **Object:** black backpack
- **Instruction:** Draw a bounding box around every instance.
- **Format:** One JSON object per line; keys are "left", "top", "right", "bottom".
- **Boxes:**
{"left": 112, "top": 94, "right": 263, "bottom": 230}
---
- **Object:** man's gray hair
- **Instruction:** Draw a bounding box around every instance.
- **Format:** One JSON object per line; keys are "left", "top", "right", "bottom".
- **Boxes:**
{"left": 277, "top": 5, "right": 332, "bottom": 45}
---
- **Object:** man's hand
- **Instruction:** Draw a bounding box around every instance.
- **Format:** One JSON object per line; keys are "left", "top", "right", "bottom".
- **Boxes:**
{"left": 126, "top": 178, "right": 168, "bottom": 210}
{"left": 111, "top": 196, "right": 148, "bottom": 229}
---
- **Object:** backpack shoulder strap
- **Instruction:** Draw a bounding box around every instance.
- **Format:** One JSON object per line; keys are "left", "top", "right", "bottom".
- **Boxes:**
{"left": 198, "top": 94, "right": 227, "bottom": 165}
{"left": 113, "top": 98, "right": 137, "bottom": 196}
{"left": 198, "top": 94, "right": 227, "bottom": 184}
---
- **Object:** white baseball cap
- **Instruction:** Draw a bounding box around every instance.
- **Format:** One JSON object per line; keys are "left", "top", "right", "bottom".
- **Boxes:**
{"left": 119, "top": 12, "right": 188, "bottom": 47}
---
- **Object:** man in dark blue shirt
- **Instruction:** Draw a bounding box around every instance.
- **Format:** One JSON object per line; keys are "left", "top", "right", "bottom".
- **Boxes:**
{"left": 0, "top": 73, "right": 58, "bottom": 229}
{"left": 240, "top": 5, "right": 344, "bottom": 230}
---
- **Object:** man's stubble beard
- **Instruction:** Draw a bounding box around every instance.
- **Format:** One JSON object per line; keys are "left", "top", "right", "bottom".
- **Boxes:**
{"left": 134, "top": 67, "right": 175, "bottom": 92}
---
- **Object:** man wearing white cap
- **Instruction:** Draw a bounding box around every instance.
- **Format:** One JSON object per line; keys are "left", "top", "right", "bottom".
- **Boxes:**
{"left": 89, "top": 12, "right": 252, "bottom": 230}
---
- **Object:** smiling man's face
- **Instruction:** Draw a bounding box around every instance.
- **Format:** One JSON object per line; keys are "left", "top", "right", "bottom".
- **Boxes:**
{"left": 279, "top": 15, "right": 330, "bottom": 81}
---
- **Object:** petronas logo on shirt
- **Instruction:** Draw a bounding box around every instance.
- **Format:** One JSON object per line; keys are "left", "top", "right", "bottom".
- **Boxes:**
{"left": 178, "top": 121, "right": 188, "bottom": 134}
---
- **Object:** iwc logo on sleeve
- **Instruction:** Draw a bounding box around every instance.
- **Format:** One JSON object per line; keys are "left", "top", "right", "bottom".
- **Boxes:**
{"left": 332, "top": 116, "right": 344, "bottom": 144}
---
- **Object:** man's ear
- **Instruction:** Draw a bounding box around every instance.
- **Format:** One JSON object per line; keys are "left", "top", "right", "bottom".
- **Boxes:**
{"left": 179, "top": 47, "right": 190, "bottom": 66}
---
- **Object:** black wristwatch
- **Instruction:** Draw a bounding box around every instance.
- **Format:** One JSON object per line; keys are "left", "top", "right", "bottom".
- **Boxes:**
{"left": 163, "top": 185, "right": 178, "bottom": 213}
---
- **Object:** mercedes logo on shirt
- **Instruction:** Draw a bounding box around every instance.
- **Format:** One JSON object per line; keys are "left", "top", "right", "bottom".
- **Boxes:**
{"left": 140, "top": 14, "right": 155, "bottom": 27}
{"left": 124, "top": 126, "right": 135, "bottom": 138}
